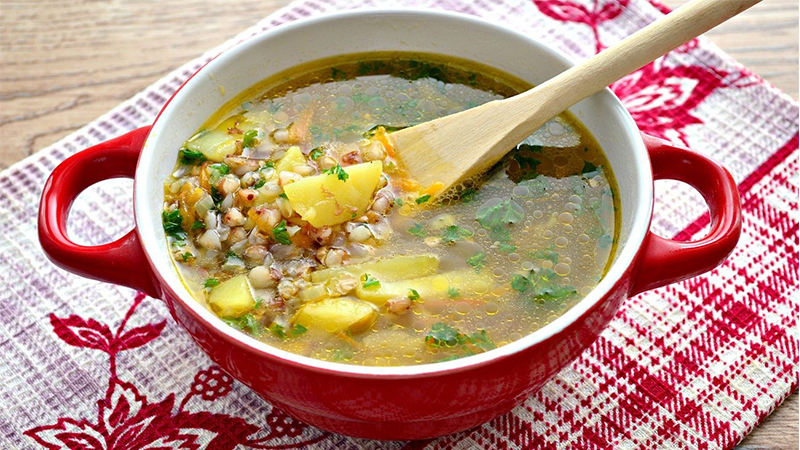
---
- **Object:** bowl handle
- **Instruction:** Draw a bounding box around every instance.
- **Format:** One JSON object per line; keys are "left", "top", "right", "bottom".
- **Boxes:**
{"left": 38, "top": 126, "right": 161, "bottom": 298}
{"left": 630, "top": 134, "right": 742, "bottom": 296}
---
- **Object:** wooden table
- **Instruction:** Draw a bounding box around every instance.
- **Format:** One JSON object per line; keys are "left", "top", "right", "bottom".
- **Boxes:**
{"left": 1, "top": 0, "right": 796, "bottom": 447}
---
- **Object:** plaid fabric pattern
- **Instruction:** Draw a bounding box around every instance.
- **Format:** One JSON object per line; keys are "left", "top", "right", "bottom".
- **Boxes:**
{"left": 0, "top": 0, "right": 796, "bottom": 449}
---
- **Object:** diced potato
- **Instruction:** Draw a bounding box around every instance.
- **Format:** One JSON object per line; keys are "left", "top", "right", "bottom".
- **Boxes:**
{"left": 283, "top": 161, "right": 382, "bottom": 227}
{"left": 355, "top": 269, "right": 493, "bottom": 306}
{"left": 293, "top": 296, "right": 378, "bottom": 334}
{"left": 208, "top": 275, "right": 255, "bottom": 318}
{"left": 297, "top": 283, "right": 328, "bottom": 303}
{"left": 275, "top": 145, "right": 306, "bottom": 173}
{"left": 311, "top": 254, "right": 439, "bottom": 284}
{"left": 185, "top": 114, "right": 257, "bottom": 162}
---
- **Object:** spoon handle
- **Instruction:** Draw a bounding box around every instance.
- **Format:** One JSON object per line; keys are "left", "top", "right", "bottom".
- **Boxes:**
{"left": 514, "top": 0, "right": 762, "bottom": 127}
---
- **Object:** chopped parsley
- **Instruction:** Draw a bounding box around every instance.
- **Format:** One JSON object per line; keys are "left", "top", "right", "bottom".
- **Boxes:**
{"left": 323, "top": 164, "right": 349, "bottom": 181}
{"left": 226, "top": 251, "right": 242, "bottom": 261}
{"left": 162, "top": 210, "right": 186, "bottom": 240}
{"left": 424, "top": 322, "right": 496, "bottom": 360}
{"left": 209, "top": 163, "right": 230, "bottom": 176}
{"left": 204, "top": 278, "right": 220, "bottom": 288}
{"left": 191, "top": 220, "right": 206, "bottom": 230}
{"left": 476, "top": 198, "right": 524, "bottom": 230}
{"left": 459, "top": 187, "right": 478, "bottom": 203}
{"left": 270, "top": 323, "right": 308, "bottom": 339}
{"left": 253, "top": 179, "right": 266, "bottom": 189}
{"left": 447, "top": 287, "right": 460, "bottom": 298}
{"left": 510, "top": 274, "right": 532, "bottom": 292}
{"left": 269, "top": 323, "right": 286, "bottom": 339}
{"left": 272, "top": 220, "right": 292, "bottom": 245}
{"left": 441, "top": 225, "right": 473, "bottom": 244}
{"left": 179, "top": 148, "right": 206, "bottom": 165}
{"left": 180, "top": 252, "right": 193, "bottom": 262}
{"left": 362, "top": 273, "right": 381, "bottom": 290}
{"left": 510, "top": 270, "right": 577, "bottom": 302}
{"left": 408, "top": 289, "right": 420, "bottom": 301}
{"left": 466, "top": 252, "right": 486, "bottom": 271}
{"left": 309, "top": 147, "right": 324, "bottom": 159}
{"left": 415, "top": 194, "right": 431, "bottom": 204}
{"left": 210, "top": 186, "right": 223, "bottom": 206}
{"left": 408, "top": 223, "right": 426, "bottom": 238}
{"left": 242, "top": 129, "right": 258, "bottom": 148}
{"left": 223, "top": 314, "right": 263, "bottom": 337}
{"left": 394, "top": 198, "right": 404, "bottom": 206}
{"left": 498, "top": 243, "right": 517, "bottom": 253}
{"left": 279, "top": 192, "right": 288, "bottom": 199}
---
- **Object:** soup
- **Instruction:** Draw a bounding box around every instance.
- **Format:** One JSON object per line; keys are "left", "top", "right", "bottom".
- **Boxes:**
{"left": 161, "top": 52, "right": 619, "bottom": 366}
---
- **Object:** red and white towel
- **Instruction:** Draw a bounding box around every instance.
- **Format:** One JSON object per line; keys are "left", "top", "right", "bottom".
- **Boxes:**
{"left": 1, "top": 0, "right": 796, "bottom": 448}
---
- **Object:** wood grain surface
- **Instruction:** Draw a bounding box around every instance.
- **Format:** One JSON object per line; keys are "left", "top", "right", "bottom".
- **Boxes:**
{"left": 0, "top": 0, "right": 796, "bottom": 448}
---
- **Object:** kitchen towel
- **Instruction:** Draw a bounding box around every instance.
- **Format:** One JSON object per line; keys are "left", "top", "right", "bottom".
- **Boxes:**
{"left": 0, "top": 0, "right": 797, "bottom": 449}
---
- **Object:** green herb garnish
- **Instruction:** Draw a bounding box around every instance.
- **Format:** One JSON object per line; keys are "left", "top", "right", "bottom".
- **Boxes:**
{"left": 269, "top": 323, "right": 286, "bottom": 339}
{"left": 272, "top": 220, "right": 292, "bottom": 245}
{"left": 394, "top": 198, "right": 404, "bottom": 206}
{"left": 476, "top": 198, "right": 524, "bottom": 230}
{"left": 459, "top": 187, "right": 478, "bottom": 203}
{"left": 498, "top": 243, "right": 517, "bottom": 253}
{"left": 415, "top": 194, "right": 431, "bottom": 204}
{"left": 242, "top": 129, "right": 258, "bottom": 148}
{"left": 204, "top": 278, "right": 220, "bottom": 288}
{"left": 179, "top": 148, "right": 206, "bottom": 165}
{"left": 408, "top": 223, "right": 426, "bottom": 238}
{"left": 309, "top": 147, "right": 324, "bottom": 159}
{"left": 441, "top": 225, "right": 473, "bottom": 244}
{"left": 223, "top": 314, "right": 263, "bottom": 337}
{"left": 424, "top": 323, "right": 496, "bottom": 360}
{"left": 191, "top": 220, "right": 206, "bottom": 230}
{"left": 180, "top": 252, "right": 193, "bottom": 262}
{"left": 323, "top": 164, "right": 349, "bottom": 181}
{"left": 291, "top": 324, "right": 308, "bottom": 336}
{"left": 210, "top": 186, "right": 223, "bottom": 206}
{"left": 279, "top": 192, "right": 288, "bottom": 199}
{"left": 209, "top": 163, "right": 230, "bottom": 176}
{"left": 447, "top": 287, "right": 460, "bottom": 298}
{"left": 362, "top": 273, "right": 381, "bottom": 290}
{"left": 162, "top": 210, "right": 186, "bottom": 240}
{"left": 253, "top": 179, "right": 266, "bottom": 189}
{"left": 510, "top": 274, "right": 532, "bottom": 292}
{"left": 466, "top": 252, "right": 486, "bottom": 271}
{"left": 408, "top": 289, "right": 420, "bottom": 301}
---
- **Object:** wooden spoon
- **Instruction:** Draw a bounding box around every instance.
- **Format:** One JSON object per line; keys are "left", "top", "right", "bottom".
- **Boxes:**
{"left": 390, "top": 0, "right": 761, "bottom": 193}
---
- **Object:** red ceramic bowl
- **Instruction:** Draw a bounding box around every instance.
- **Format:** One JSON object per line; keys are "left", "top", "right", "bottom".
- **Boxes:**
{"left": 38, "top": 9, "right": 741, "bottom": 440}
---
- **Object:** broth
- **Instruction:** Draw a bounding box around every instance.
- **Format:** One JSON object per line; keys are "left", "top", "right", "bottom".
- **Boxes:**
{"left": 161, "top": 52, "right": 619, "bottom": 366}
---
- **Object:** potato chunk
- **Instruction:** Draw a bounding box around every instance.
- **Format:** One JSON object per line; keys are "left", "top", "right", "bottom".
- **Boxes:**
{"left": 355, "top": 269, "right": 493, "bottom": 306}
{"left": 208, "top": 275, "right": 255, "bottom": 318}
{"left": 310, "top": 254, "right": 439, "bottom": 284}
{"left": 284, "top": 161, "right": 382, "bottom": 227}
{"left": 275, "top": 145, "right": 306, "bottom": 173}
{"left": 293, "top": 296, "right": 377, "bottom": 334}
{"left": 185, "top": 114, "right": 256, "bottom": 162}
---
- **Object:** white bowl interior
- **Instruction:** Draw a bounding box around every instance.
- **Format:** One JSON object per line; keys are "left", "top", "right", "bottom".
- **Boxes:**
{"left": 137, "top": 9, "right": 651, "bottom": 375}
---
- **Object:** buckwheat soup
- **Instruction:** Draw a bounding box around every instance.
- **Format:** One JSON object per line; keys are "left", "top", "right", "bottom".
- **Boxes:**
{"left": 161, "top": 52, "right": 619, "bottom": 366}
